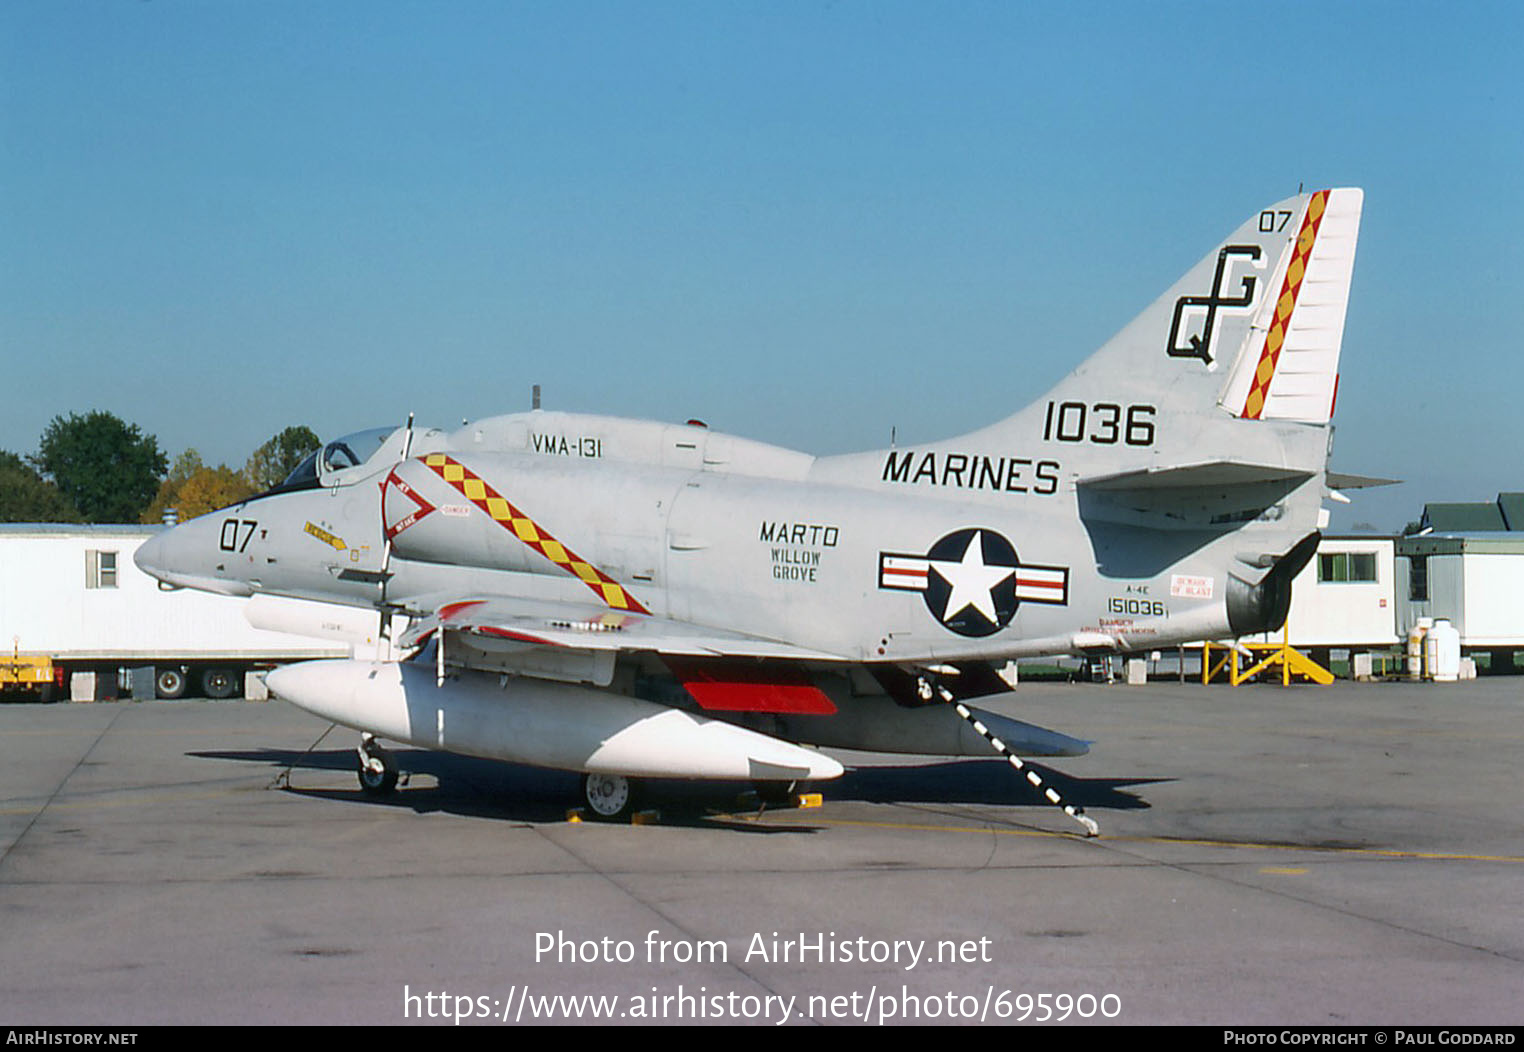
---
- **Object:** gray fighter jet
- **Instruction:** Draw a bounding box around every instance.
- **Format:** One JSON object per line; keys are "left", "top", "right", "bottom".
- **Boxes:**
{"left": 136, "top": 189, "right": 1363, "bottom": 830}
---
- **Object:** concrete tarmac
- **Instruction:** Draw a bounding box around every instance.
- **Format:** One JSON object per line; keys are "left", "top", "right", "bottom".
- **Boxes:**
{"left": 1, "top": 678, "right": 1521, "bottom": 1026}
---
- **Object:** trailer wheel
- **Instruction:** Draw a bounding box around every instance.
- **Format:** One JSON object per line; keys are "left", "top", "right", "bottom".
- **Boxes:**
{"left": 155, "top": 668, "right": 188, "bottom": 699}
{"left": 201, "top": 668, "right": 238, "bottom": 699}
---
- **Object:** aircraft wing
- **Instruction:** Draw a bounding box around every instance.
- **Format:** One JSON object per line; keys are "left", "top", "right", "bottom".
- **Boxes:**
{"left": 398, "top": 596, "right": 848, "bottom": 661}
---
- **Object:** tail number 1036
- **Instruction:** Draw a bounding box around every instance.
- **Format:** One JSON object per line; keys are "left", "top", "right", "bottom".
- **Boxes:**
{"left": 1043, "top": 402, "right": 1156, "bottom": 446}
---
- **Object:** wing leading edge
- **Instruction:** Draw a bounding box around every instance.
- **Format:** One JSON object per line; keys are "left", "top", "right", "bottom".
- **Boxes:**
{"left": 398, "top": 596, "right": 848, "bottom": 661}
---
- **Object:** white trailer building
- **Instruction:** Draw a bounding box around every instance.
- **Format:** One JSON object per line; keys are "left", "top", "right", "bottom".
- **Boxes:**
{"left": 1396, "top": 532, "right": 1524, "bottom": 670}
{"left": 1241, "top": 535, "right": 1399, "bottom": 661}
{"left": 0, "top": 524, "right": 348, "bottom": 699}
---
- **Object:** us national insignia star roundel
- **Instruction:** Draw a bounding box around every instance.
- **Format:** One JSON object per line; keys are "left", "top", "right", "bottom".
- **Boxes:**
{"left": 878, "top": 527, "right": 1070, "bottom": 637}
{"left": 924, "top": 528, "right": 1018, "bottom": 636}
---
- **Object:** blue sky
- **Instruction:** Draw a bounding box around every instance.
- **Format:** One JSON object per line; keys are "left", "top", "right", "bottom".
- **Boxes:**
{"left": 3, "top": 1, "right": 1519, "bottom": 531}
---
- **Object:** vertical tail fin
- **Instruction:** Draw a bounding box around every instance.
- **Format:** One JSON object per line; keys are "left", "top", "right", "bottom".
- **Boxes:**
{"left": 937, "top": 188, "right": 1365, "bottom": 485}
{"left": 824, "top": 190, "right": 1364, "bottom": 524}
{"left": 924, "top": 188, "right": 1365, "bottom": 473}
{"left": 1032, "top": 187, "right": 1363, "bottom": 432}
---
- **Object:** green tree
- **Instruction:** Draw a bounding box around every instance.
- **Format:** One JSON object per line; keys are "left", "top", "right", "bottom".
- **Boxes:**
{"left": 34, "top": 411, "right": 167, "bottom": 523}
{"left": 244, "top": 425, "right": 321, "bottom": 491}
{"left": 0, "top": 451, "right": 81, "bottom": 523}
{"left": 144, "top": 449, "right": 200, "bottom": 521}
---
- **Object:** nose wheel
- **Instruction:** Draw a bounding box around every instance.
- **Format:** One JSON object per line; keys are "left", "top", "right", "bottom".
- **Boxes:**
{"left": 581, "top": 773, "right": 639, "bottom": 821}
{"left": 357, "top": 734, "right": 399, "bottom": 796}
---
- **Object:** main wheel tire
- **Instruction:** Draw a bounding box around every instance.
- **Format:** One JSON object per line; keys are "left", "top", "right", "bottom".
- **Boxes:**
{"left": 201, "top": 667, "right": 238, "bottom": 699}
{"left": 581, "top": 773, "right": 638, "bottom": 821}
{"left": 155, "top": 667, "right": 188, "bottom": 699}
{"left": 358, "top": 744, "right": 399, "bottom": 796}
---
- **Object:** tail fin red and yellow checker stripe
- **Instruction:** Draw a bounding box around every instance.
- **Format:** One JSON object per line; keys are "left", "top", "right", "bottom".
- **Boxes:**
{"left": 421, "top": 453, "right": 650, "bottom": 614}
{"left": 1241, "top": 190, "right": 1328, "bottom": 420}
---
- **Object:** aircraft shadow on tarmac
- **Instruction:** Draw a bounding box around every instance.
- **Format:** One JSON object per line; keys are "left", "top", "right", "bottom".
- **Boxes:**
{"left": 189, "top": 747, "right": 1165, "bottom": 828}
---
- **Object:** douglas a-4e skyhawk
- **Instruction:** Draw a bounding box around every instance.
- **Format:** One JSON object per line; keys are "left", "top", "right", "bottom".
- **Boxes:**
{"left": 137, "top": 189, "right": 1364, "bottom": 833}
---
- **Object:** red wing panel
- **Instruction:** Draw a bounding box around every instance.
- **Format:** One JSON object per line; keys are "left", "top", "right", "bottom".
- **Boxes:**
{"left": 666, "top": 659, "right": 837, "bottom": 715}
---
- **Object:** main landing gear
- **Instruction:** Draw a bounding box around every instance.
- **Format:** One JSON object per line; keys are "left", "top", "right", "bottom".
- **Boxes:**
{"left": 357, "top": 734, "right": 399, "bottom": 796}
{"left": 580, "top": 773, "right": 640, "bottom": 821}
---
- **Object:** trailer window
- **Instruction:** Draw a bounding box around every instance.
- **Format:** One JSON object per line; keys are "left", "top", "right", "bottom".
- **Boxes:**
{"left": 1408, "top": 555, "right": 1429, "bottom": 601}
{"left": 1317, "top": 552, "right": 1376, "bottom": 583}
{"left": 86, "top": 550, "right": 118, "bottom": 589}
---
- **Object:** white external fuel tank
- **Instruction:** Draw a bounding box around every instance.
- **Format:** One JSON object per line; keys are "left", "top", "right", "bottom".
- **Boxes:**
{"left": 265, "top": 659, "right": 843, "bottom": 782}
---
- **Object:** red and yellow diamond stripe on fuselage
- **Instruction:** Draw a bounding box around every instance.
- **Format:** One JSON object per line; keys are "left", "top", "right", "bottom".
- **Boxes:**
{"left": 1241, "top": 189, "right": 1329, "bottom": 420}
{"left": 421, "top": 453, "right": 650, "bottom": 615}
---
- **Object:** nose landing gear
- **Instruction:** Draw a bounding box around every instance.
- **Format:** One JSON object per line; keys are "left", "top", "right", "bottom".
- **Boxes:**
{"left": 357, "top": 734, "right": 399, "bottom": 796}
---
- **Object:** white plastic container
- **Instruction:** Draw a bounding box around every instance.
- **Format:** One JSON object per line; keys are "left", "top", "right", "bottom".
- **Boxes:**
{"left": 1407, "top": 618, "right": 1433, "bottom": 680}
{"left": 1427, "top": 619, "right": 1461, "bottom": 682}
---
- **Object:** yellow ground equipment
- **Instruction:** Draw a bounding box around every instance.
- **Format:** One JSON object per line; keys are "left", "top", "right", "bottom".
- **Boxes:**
{"left": 2, "top": 643, "right": 61, "bottom": 701}
{"left": 1201, "top": 629, "right": 1335, "bottom": 686}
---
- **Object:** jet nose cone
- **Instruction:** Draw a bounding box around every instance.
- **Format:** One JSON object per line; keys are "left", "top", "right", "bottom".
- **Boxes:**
{"left": 262, "top": 663, "right": 297, "bottom": 701}
{"left": 264, "top": 660, "right": 374, "bottom": 727}
{"left": 133, "top": 530, "right": 170, "bottom": 582}
{"left": 132, "top": 519, "right": 254, "bottom": 597}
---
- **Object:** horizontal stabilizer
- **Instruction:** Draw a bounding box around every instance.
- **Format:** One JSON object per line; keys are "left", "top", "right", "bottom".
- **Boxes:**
{"left": 1079, "top": 461, "right": 1313, "bottom": 491}
{"left": 1326, "top": 471, "right": 1401, "bottom": 490}
{"left": 1077, "top": 461, "right": 1313, "bottom": 531}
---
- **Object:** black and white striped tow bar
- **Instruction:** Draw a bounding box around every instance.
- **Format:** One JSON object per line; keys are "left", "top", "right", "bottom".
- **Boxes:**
{"left": 936, "top": 682, "right": 1100, "bottom": 837}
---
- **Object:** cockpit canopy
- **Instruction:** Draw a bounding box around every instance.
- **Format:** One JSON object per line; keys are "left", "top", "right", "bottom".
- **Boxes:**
{"left": 279, "top": 448, "right": 322, "bottom": 491}
{"left": 276, "top": 426, "right": 404, "bottom": 493}
{"left": 319, "top": 427, "right": 397, "bottom": 475}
